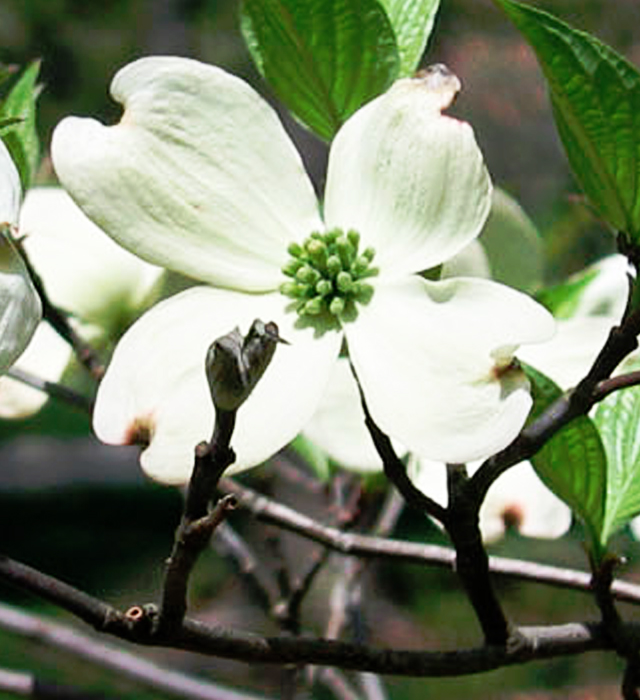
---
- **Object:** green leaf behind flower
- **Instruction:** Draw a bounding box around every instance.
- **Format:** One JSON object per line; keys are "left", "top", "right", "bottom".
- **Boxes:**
{"left": 536, "top": 267, "right": 600, "bottom": 319}
{"left": 525, "top": 364, "right": 607, "bottom": 558}
{"left": 241, "top": 0, "right": 400, "bottom": 141}
{"left": 593, "top": 365, "right": 640, "bottom": 545}
{"left": 378, "top": 0, "right": 440, "bottom": 76}
{"left": 0, "top": 61, "right": 41, "bottom": 192}
{"left": 494, "top": 0, "right": 640, "bottom": 239}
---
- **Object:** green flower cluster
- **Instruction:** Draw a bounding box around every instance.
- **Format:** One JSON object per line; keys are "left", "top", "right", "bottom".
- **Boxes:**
{"left": 280, "top": 228, "right": 378, "bottom": 323}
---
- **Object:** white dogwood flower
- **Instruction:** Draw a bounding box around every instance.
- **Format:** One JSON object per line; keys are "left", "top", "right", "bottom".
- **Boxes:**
{"left": 0, "top": 140, "right": 41, "bottom": 373}
{"left": 51, "top": 57, "right": 553, "bottom": 484}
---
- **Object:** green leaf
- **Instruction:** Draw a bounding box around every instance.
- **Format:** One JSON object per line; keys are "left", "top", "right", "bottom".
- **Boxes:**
{"left": 378, "top": 0, "right": 440, "bottom": 76}
{"left": 536, "top": 267, "right": 599, "bottom": 319}
{"left": 493, "top": 0, "right": 640, "bottom": 239}
{"left": 0, "top": 116, "right": 25, "bottom": 130}
{"left": 525, "top": 364, "right": 607, "bottom": 557}
{"left": 0, "top": 61, "right": 41, "bottom": 191}
{"left": 594, "top": 368, "right": 640, "bottom": 544}
{"left": 241, "top": 0, "right": 400, "bottom": 141}
{"left": 479, "top": 188, "right": 543, "bottom": 294}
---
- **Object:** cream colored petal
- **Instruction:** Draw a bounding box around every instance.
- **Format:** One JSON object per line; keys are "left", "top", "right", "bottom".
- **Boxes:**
{"left": 52, "top": 57, "right": 322, "bottom": 292}
{"left": 19, "top": 187, "right": 162, "bottom": 331}
{"left": 441, "top": 239, "right": 491, "bottom": 280}
{"left": 304, "top": 359, "right": 400, "bottom": 472}
{"left": 93, "top": 286, "right": 340, "bottom": 483}
{"left": 407, "top": 455, "right": 447, "bottom": 508}
{"left": 324, "top": 70, "right": 491, "bottom": 277}
{"left": 0, "top": 139, "right": 20, "bottom": 226}
{"left": 571, "top": 254, "right": 630, "bottom": 321}
{"left": 477, "top": 461, "right": 572, "bottom": 542}
{"left": 346, "top": 276, "right": 554, "bottom": 464}
{"left": 408, "top": 457, "right": 571, "bottom": 542}
{"left": 518, "top": 316, "right": 616, "bottom": 390}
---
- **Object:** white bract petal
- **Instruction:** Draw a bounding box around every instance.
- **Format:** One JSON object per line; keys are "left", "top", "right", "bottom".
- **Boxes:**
{"left": 518, "top": 315, "right": 616, "bottom": 390}
{"left": 477, "top": 462, "right": 572, "bottom": 541}
{"left": 52, "top": 57, "right": 550, "bottom": 485}
{"left": 51, "top": 57, "right": 322, "bottom": 292}
{"left": 19, "top": 187, "right": 163, "bottom": 330}
{"left": 346, "top": 276, "right": 555, "bottom": 463}
{"left": 0, "top": 139, "right": 20, "bottom": 227}
{"left": 0, "top": 323, "right": 71, "bottom": 418}
{"left": 570, "top": 254, "right": 630, "bottom": 321}
{"left": 304, "top": 359, "right": 403, "bottom": 472}
{"left": 0, "top": 235, "right": 42, "bottom": 372}
{"left": 440, "top": 239, "right": 491, "bottom": 280}
{"left": 324, "top": 66, "right": 492, "bottom": 278}
{"left": 408, "top": 457, "right": 571, "bottom": 542}
{"left": 94, "top": 286, "right": 340, "bottom": 483}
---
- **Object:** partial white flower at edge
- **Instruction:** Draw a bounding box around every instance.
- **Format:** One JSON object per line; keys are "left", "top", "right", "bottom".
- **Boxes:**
{"left": 0, "top": 187, "right": 163, "bottom": 418}
{"left": 409, "top": 457, "right": 572, "bottom": 542}
{"left": 305, "top": 253, "right": 632, "bottom": 543}
{"left": 51, "top": 57, "right": 554, "bottom": 485}
{"left": 305, "top": 252, "right": 626, "bottom": 543}
{"left": 0, "top": 140, "right": 41, "bottom": 374}
{"left": 304, "top": 359, "right": 571, "bottom": 542}
{"left": 421, "top": 256, "right": 633, "bottom": 541}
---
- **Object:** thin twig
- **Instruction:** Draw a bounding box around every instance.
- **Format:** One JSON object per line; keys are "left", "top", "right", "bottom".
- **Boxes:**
{"left": 355, "top": 384, "right": 447, "bottom": 524}
{"left": 158, "top": 493, "right": 237, "bottom": 633}
{"left": 0, "top": 550, "right": 627, "bottom": 676}
{"left": 218, "top": 478, "right": 640, "bottom": 604}
{"left": 7, "top": 367, "right": 93, "bottom": 413}
{"left": 0, "top": 600, "right": 271, "bottom": 700}
{"left": 0, "top": 667, "right": 111, "bottom": 699}
{"left": 213, "top": 521, "right": 281, "bottom": 613}
{"left": 14, "top": 236, "right": 105, "bottom": 381}
{"left": 592, "top": 556, "right": 640, "bottom": 699}
{"left": 594, "top": 371, "right": 640, "bottom": 401}
{"left": 158, "top": 400, "right": 239, "bottom": 635}
{"left": 281, "top": 548, "right": 331, "bottom": 635}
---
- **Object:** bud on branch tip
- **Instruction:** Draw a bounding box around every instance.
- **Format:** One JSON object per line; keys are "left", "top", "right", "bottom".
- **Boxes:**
{"left": 205, "top": 319, "right": 287, "bottom": 413}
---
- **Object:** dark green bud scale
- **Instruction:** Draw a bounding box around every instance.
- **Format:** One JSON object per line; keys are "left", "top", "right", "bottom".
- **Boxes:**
{"left": 280, "top": 228, "right": 378, "bottom": 323}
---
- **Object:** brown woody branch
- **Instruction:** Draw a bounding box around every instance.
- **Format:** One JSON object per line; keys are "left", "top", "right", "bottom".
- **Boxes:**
{"left": 0, "top": 552, "right": 620, "bottom": 676}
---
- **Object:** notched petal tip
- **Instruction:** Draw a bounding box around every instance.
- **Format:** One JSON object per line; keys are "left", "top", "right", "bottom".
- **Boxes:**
{"left": 124, "top": 415, "right": 154, "bottom": 449}
{"left": 412, "top": 63, "right": 462, "bottom": 112}
{"left": 491, "top": 356, "right": 524, "bottom": 382}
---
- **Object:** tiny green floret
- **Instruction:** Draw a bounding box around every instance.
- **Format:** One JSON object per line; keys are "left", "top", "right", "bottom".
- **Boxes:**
{"left": 281, "top": 228, "right": 378, "bottom": 324}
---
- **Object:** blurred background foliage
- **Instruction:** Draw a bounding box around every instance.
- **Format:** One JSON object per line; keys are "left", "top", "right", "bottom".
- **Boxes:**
{"left": 1, "top": 0, "right": 640, "bottom": 698}
{"left": 2, "top": 0, "right": 639, "bottom": 277}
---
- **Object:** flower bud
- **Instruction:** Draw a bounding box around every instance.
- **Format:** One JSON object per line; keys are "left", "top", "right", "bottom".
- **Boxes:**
{"left": 205, "top": 319, "right": 286, "bottom": 412}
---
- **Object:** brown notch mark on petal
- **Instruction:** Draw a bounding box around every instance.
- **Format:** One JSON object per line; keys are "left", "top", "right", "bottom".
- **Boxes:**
{"left": 501, "top": 503, "right": 524, "bottom": 533}
{"left": 491, "top": 357, "right": 522, "bottom": 381}
{"left": 124, "top": 414, "right": 154, "bottom": 449}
